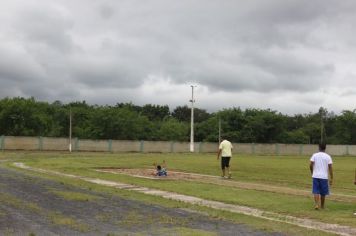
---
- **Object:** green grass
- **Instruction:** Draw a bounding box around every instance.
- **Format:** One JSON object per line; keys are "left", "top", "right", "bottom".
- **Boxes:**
{"left": 0, "top": 192, "right": 42, "bottom": 213}
{"left": 117, "top": 209, "right": 191, "bottom": 228}
{"left": 2, "top": 151, "right": 356, "bottom": 235}
{"left": 48, "top": 211, "right": 90, "bottom": 232}
{"left": 48, "top": 189, "right": 101, "bottom": 202}
{"left": 0, "top": 190, "right": 91, "bottom": 232}
{"left": 154, "top": 227, "right": 218, "bottom": 236}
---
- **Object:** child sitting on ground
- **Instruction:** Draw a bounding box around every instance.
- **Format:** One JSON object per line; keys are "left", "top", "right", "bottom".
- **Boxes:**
{"left": 153, "top": 160, "right": 167, "bottom": 176}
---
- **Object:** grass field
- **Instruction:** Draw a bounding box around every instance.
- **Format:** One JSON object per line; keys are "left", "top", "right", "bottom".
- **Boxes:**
{"left": 1, "top": 151, "right": 356, "bottom": 235}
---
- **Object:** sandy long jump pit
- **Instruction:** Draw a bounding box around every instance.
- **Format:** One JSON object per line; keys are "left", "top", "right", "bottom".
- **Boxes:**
{"left": 95, "top": 167, "right": 356, "bottom": 204}
{"left": 95, "top": 167, "right": 221, "bottom": 180}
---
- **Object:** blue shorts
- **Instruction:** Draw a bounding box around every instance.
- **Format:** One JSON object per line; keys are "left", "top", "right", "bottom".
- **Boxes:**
{"left": 157, "top": 170, "right": 167, "bottom": 176}
{"left": 312, "top": 178, "right": 329, "bottom": 196}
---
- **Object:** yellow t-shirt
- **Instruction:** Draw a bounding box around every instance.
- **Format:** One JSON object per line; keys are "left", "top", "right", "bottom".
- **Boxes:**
{"left": 219, "top": 140, "right": 233, "bottom": 157}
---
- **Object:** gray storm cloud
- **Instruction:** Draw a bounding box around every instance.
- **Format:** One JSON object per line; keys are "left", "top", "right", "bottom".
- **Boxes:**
{"left": 0, "top": 0, "right": 355, "bottom": 113}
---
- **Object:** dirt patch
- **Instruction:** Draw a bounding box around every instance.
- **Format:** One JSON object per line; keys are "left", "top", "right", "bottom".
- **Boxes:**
{"left": 0, "top": 165, "right": 281, "bottom": 236}
{"left": 96, "top": 167, "right": 217, "bottom": 180}
{"left": 99, "top": 168, "right": 356, "bottom": 203}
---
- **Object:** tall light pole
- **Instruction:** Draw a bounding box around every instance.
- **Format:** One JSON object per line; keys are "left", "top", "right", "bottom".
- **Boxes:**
{"left": 218, "top": 117, "right": 221, "bottom": 144}
{"left": 190, "top": 85, "right": 196, "bottom": 152}
{"left": 319, "top": 107, "right": 325, "bottom": 144}
{"left": 69, "top": 107, "right": 72, "bottom": 153}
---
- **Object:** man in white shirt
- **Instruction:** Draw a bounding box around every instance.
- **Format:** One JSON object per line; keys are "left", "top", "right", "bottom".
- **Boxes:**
{"left": 217, "top": 138, "right": 233, "bottom": 178}
{"left": 309, "top": 143, "right": 333, "bottom": 210}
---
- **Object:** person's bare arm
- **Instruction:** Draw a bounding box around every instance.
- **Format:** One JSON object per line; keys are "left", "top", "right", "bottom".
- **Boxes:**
{"left": 309, "top": 161, "right": 314, "bottom": 175}
{"left": 217, "top": 149, "right": 222, "bottom": 160}
{"left": 328, "top": 164, "right": 333, "bottom": 186}
{"left": 152, "top": 163, "right": 157, "bottom": 175}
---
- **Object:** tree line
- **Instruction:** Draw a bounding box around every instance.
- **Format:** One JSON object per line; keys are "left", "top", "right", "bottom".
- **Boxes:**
{"left": 0, "top": 97, "right": 355, "bottom": 144}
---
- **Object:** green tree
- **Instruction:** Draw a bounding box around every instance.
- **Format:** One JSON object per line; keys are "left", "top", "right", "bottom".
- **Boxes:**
{"left": 332, "top": 110, "right": 356, "bottom": 144}
{"left": 195, "top": 115, "right": 220, "bottom": 142}
{"left": 157, "top": 118, "right": 189, "bottom": 141}
{"left": 172, "top": 105, "right": 210, "bottom": 123}
{"left": 68, "top": 101, "right": 94, "bottom": 138}
{"left": 0, "top": 97, "right": 50, "bottom": 136}
{"left": 89, "top": 106, "right": 154, "bottom": 140}
{"left": 141, "top": 104, "right": 170, "bottom": 121}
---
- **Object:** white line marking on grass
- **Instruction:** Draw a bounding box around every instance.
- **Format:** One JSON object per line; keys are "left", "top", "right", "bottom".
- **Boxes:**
{"left": 13, "top": 162, "right": 356, "bottom": 236}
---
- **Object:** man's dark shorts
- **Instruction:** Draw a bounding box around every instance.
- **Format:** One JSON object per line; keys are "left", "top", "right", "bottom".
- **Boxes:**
{"left": 221, "top": 156, "right": 231, "bottom": 169}
{"left": 312, "top": 178, "right": 329, "bottom": 196}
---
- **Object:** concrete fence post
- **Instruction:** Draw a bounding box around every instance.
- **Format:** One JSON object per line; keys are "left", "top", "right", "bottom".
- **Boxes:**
{"left": 275, "top": 143, "right": 280, "bottom": 155}
{"left": 38, "top": 136, "right": 43, "bottom": 151}
{"left": 140, "top": 140, "right": 144, "bottom": 152}
{"left": 170, "top": 141, "right": 174, "bottom": 153}
{"left": 346, "top": 145, "right": 349, "bottom": 156}
{"left": 108, "top": 139, "right": 112, "bottom": 153}
{"left": 299, "top": 144, "right": 303, "bottom": 155}
{"left": 199, "top": 142, "right": 203, "bottom": 153}
{"left": 0, "top": 135, "right": 4, "bottom": 151}
{"left": 74, "top": 138, "right": 79, "bottom": 151}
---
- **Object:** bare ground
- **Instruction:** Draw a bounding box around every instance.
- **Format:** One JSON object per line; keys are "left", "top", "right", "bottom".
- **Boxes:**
{"left": 0, "top": 166, "right": 282, "bottom": 236}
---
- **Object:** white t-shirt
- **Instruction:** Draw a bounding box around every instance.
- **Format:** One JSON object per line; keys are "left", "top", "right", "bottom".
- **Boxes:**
{"left": 310, "top": 152, "right": 333, "bottom": 179}
{"left": 219, "top": 140, "right": 233, "bottom": 157}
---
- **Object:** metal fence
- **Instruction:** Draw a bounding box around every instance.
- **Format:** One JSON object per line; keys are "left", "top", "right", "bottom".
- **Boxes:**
{"left": 0, "top": 136, "right": 355, "bottom": 156}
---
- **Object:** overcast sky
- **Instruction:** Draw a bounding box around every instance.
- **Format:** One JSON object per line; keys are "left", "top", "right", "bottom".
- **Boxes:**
{"left": 1, "top": 0, "right": 355, "bottom": 114}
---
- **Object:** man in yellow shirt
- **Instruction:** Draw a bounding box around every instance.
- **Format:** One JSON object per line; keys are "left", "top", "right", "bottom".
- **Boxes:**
{"left": 217, "top": 138, "right": 233, "bottom": 178}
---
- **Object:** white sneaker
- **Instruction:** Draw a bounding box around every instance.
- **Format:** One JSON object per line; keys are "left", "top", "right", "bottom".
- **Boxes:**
{"left": 353, "top": 212, "right": 356, "bottom": 216}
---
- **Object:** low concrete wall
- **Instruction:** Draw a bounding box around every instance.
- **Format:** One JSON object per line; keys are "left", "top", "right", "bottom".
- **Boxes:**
{"left": 348, "top": 145, "right": 356, "bottom": 156}
{"left": 111, "top": 140, "right": 141, "bottom": 152}
{"left": 141, "top": 141, "right": 172, "bottom": 153}
{"left": 198, "top": 142, "right": 217, "bottom": 153}
{"left": 75, "top": 139, "right": 109, "bottom": 152}
{"left": 2, "top": 136, "right": 39, "bottom": 150}
{"left": 0, "top": 136, "right": 355, "bottom": 156}
{"left": 172, "top": 142, "right": 190, "bottom": 153}
{"left": 277, "top": 144, "right": 303, "bottom": 155}
{"left": 42, "top": 137, "right": 68, "bottom": 151}
{"left": 233, "top": 143, "right": 253, "bottom": 155}
{"left": 326, "top": 145, "right": 349, "bottom": 156}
